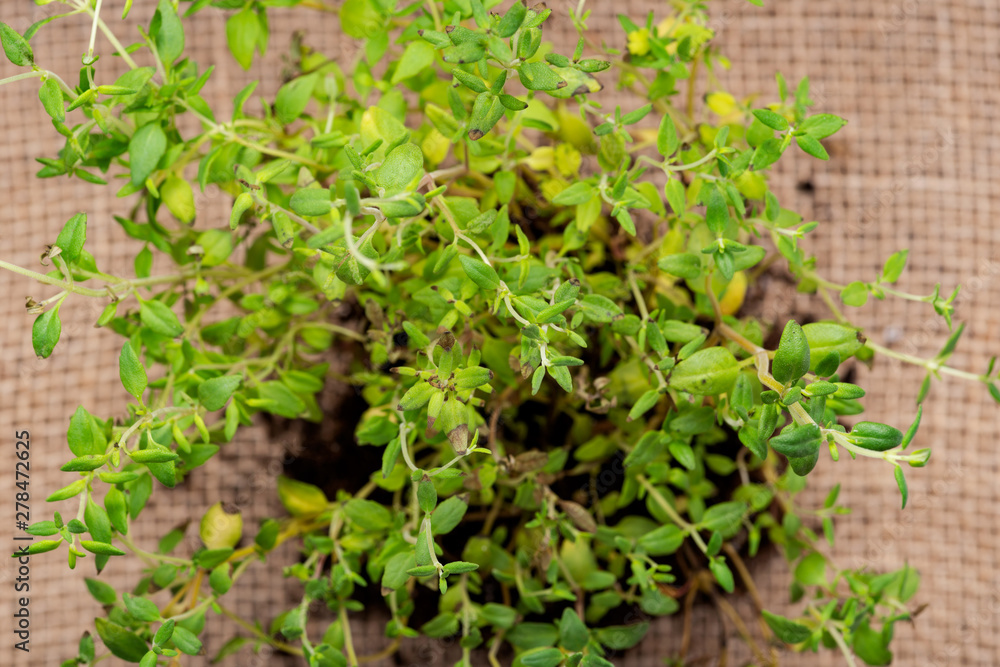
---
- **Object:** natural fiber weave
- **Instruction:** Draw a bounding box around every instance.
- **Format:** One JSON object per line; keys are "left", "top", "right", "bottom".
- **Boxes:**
{"left": 1, "top": 0, "right": 997, "bottom": 665}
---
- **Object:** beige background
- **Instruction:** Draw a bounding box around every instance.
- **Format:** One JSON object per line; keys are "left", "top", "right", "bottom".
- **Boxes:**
{"left": 1, "top": 0, "right": 997, "bottom": 665}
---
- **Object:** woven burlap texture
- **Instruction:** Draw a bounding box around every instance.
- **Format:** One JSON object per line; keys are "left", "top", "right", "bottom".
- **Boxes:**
{"left": 1, "top": 0, "right": 997, "bottom": 665}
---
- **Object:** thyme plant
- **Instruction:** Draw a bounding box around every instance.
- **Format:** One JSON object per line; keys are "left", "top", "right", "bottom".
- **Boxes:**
{"left": 3, "top": 0, "right": 996, "bottom": 665}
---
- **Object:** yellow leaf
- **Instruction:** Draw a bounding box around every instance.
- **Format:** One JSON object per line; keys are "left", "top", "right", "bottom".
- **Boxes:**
{"left": 706, "top": 91, "right": 738, "bottom": 118}
{"left": 161, "top": 175, "right": 196, "bottom": 224}
{"left": 627, "top": 28, "right": 651, "bottom": 56}
{"left": 420, "top": 128, "right": 450, "bottom": 167}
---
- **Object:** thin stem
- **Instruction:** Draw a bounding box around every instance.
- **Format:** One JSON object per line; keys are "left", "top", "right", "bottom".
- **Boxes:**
{"left": 117, "top": 532, "right": 191, "bottom": 567}
{"left": 0, "top": 258, "right": 110, "bottom": 297}
{"left": 825, "top": 621, "right": 858, "bottom": 667}
{"left": 217, "top": 603, "right": 303, "bottom": 656}
{"left": 0, "top": 70, "right": 45, "bottom": 87}
{"left": 665, "top": 148, "right": 718, "bottom": 172}
{"left": 85, "top": 2, "right": 139, "bottom": 69}
{"left": 636, "top": 475, "right": 708, "bottom": 552}
{"left": 865, "top": 340, "right": 984, "bottom": 382}
{"left": 628, "top": 271, "right": 649, "bottom": 320}
{"left": 85, "top": 0, "right": 104, "bottom": 64}
{"left": 396, "top": 415, "right": 419, "bottom": 473}
{"left": 340, "top": 606, "right": 359, "bottom": 666}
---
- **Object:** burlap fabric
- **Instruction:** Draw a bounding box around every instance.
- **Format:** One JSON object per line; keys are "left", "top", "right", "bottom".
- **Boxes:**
{"left": 1, "top": 0, "right": 997, "bottom": 665}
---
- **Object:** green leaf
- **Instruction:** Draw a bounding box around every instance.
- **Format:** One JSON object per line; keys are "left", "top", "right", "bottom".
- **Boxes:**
{"left": 32, "top": 307, "right": 61, "bottom": 359}
{"left": 621, "top": 103, "right": 652, "bottom": 125}
{"left": 153, "top": 0, "right": 184, "bottom": 65}
{"left": 154, "top": 619, "right": 176, "bottom": 646}
{"left": 664, "top": 178, "right": 686, "bottom": 215}
{"left": 894, "top": 465, "right": 908, "bottom": 509}
{"left": 595, "top": 622, "right": 649, "bottom": 650}
{"left": 25, "top": 521, "right": 58, "bottom": 536}
{"left": 769, "top": 424, "right": 822, "bottom": 458}
{"left": 799, "top": 113, "right": 846, "bottom": 140}
{"left": 452, "top": 68, "right": 487, "bottom": 93}
{"left": 468, "top": 92, "right": 505, "bottom": 140}
{"left": 709, "top": 557, "right": 734, "bottom": 592}
{"left": 343, "top": 498, "right": 393, "bottom": 531}
{"left": 625, "top": 431, "right": 665, "bottom": 468}
{"left": 558, "top": 608, "right": 589, "bottom": 651}
{"left": 226, "top": 8, "right": 260, "bottom": 70}
{"left": 520, "top": 647, "right": 563, "bottom": 667}
{"left": 171, "top": 626, "right": 202, "bottom": 656}
{"left": 772, "top": 320, "right": 810, "bottom": 384}
{"left": 382, "top": 552, "right": 416, "bottom": 590}
{"left": 700, "top": 501, "right": 746, "bottom": 534}
{"left": 442, "top": 560, "right": 479, "bottom": 575}
{"left": 794, "top": 551, "right": 827, "bottom": 586}
{"left": 376, "top": 143, "right": 423, "bottom": 192}
{"left": 852, "top": 622, "right": 893, "bottom": 666}
{"left": 637, "top": 524, "right": 684, "bottom": 556}
{"left": 198, "top": 375, "right": 242, "bottom": 411}
{"left": 80, "top": 540, "right": 126, "bottom": 556}
{"left": 848, "top": 422, "right": 903, "bottom": 452}
{"left": 705, "top": 185, "right": 730, "bottom": 237}
{"left": 95, "top": 618, "right": 148, "bottom": 662}
{"left": 517, "top": 61, "right": 564, "bottom": 91}
{"left": 901, "top": 405, "right": 922, "bottom": 448}
{"left": 552, "top": 182, "right": 594, "bottom": 206}
{"left": 751, "top": 108, "right": 789, "bottom": 131}
{"left": 658, "top": 252, "right": 702, "bottom": 279}
{"left": 249, "top": 380, "right": 305, "bottom": 418}
{"left": 731, "top": 244, "right": 767, "bottom": 272}
{"left": 751, "top": 137, "right": 784, "bottom": 170}
{"left": 459, "top": 255, "right": 500, "bottom": 291}
{"left": 421, "top": 612, "right": 459, "bottom": 638}
{"left": 580, "top": 655, "right": 615, "bottom": 667}
{"left": 431, "top": 496, "right": 468, "bottom": 535}
{"left": 657, "top": 114, "right": 680, "bottom": 157}
{"left": 495, "top": 0, "right": 527, "bottom": 37}
{"left": 442, "top": 42, "right": 485, "bottom": 65}
{"left": 230, "top": 192, "right": 253, "bottom": 229}
{"left": 417, "top": 479, "right": 437, "bottom": 513}
{"left": 119, "top": 342, "right": 148, "bottom": 402}
{"left": 668, "top": 441, "right": 696, "bottom": 471}
{"left": 275, "top": 73, "right": 317, "bottom": 125}
{"left": 15, "top": 539, "right": 62, "bottom": 556}
{"left": 140, "top": 300, "right": 183, "bottom": 338}
{"left": 578, "top": 294, "right": 622, "bottom": 323}
{"left": 47, "top": 479, "right": 87, "bottom": 502}
{"left": 54, "top": 212, "right": 87, "bottom": 264}
{"left": 127, "top": 446, "right": 179, "bottom": 463}
{"left": 105, "top": 486, "right": 128, "bottom": 534}
{"left": 0, "top": 23, "right": 33, "bottom": 66}
{"left": 288, "top": 188, "right": 332, "bottom": 218}
{"left": 129, "top": 123, "right": 166, "bottom": 186}
{"left": 392, "top": 40, "right": 436, "bottom": 83}
{"left": 880, "top": 249, "right": 908, "bottom": 283}
{"left": 668, "top": 347, "right": 739, "bottom": 395}
{"left": 761, "top": 610, "right": 811, "bottom": 644}
{"left": 39, "top": 77, "right": 65, "bottom": 122}
{"left": 795, "top": 134, "right": 829, "bottom": 160}
{"left": 627, "top": 389, "right": 660, "bottom": 422}
{"left": 61, "top": 455, "right": 107, "bottom": 472}
{"left": 814, "top": 351, "right": 841, "bottom": 377}
{"left": 406, "top": 564, "right": 437, "bottom": 577}
{"left": 85, "top": 578, "right": 117, "bottom": 605}
{"left": 802, "top": 322, "right": 865, "bottom": 371}
{"left": 937, "top": 321, "right": 965, "bottom": 359}
{"left": 123, "top": 593, "right": 160, "bottom": 622}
